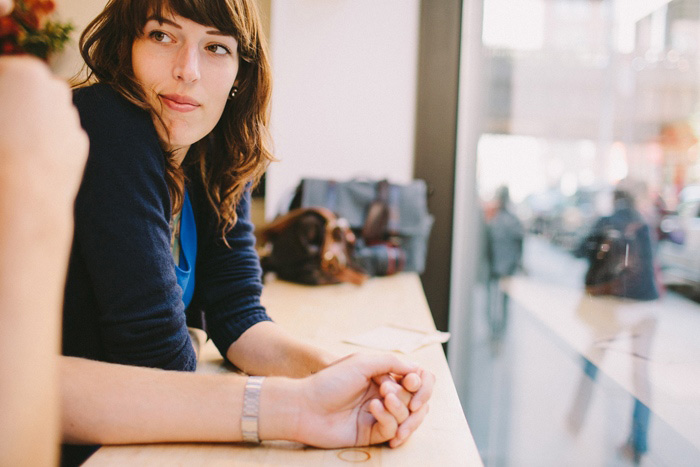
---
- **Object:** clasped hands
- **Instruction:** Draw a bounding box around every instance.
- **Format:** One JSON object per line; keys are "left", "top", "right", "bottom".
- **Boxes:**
{"left": 289, "top": 353, "right": 434, "bottom": 449}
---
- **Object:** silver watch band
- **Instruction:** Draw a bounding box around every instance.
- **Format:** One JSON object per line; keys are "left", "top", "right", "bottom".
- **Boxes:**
{"left": 241, "top": 376, "right": 265, "bottom": 443}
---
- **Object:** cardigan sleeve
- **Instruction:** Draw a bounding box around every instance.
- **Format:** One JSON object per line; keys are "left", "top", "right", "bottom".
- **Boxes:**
{"left": 191, "top": 185, "right": 272, "bottom": 358}
{"left": 71, "top": 84, "right": 196, "bottom": 371}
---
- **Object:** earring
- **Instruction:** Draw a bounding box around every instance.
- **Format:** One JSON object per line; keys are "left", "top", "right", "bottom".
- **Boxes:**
{"left": 230, "top": 86, "right": 239, "bottom": 98}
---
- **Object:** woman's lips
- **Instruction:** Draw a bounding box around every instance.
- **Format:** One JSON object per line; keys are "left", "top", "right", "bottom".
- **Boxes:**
{"left": 160, "top": 94, "right": 200, "bottom": 112}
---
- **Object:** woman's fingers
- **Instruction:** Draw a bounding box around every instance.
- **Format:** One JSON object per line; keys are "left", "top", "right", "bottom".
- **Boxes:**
{"left": 359, "top": 358, "right": 435, "bottom": 448}
{"left": 383, "top": 392, "right": 410, "bottom": 425}
{"left": 401, "top": 372, "right": 421, "bottom": 392}
{"left": 354, "top": 353, "right": 418, "bottom": 379}
{"left": 368, "top": 399, "right": 398, "bottom": 444}
{"left": 388, "top": 402, "right": 430, "bottom": 448}
{"left": 378, "top": 377, "right": 412, "bottom": 407}
{"left": 378, "top": 368, "right": 435, "bottom": 413}
{"left": 407, "top": 369, "right": 435, "bottom": 412}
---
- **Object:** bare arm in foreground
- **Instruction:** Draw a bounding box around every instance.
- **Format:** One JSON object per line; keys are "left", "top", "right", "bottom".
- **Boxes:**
{"left": 61, "top": 353, "right": 430, "bottom": 448}
{"left": 0, "top": 55, "right": 88, "bottom": 466}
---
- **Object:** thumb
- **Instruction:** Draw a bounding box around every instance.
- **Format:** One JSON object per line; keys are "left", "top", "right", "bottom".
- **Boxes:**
{"left": 348, "top": 353, "right": 419, "bottom": 380}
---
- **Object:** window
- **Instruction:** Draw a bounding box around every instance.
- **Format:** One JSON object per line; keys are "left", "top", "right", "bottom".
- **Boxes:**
{"left": 455, "top": 0, "right": 700, "bottom": 464}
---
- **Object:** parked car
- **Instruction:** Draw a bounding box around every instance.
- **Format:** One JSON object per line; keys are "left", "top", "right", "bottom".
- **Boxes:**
{"left": 521, "top": 189, "right": 566, "bottom": 237}
{"left": 657, "top": 187, "right": 700, "bottom": 294}
{"left": 550, "top": 185, "right": 614, "bottom": 252}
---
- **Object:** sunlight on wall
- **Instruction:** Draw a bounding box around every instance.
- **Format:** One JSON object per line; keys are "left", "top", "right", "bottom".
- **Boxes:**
{"left": 477, "top": 134, "right": 547, "bottom": 203}
{"left": 265, "top": 0, "right": 419, "bottom": 219}
{"left": 482, "top": 0, "right": 545, "bottom": 51}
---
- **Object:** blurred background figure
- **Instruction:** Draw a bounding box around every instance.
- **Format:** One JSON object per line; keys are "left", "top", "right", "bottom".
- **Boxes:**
{"left": 570, "top": 180, "right": 661, "bottom": 463}
{"left": 485, "top": 186, "right": 524, "bottom": 340}
{"left": 577, "top": 182, "right": 660, "bottom": 301}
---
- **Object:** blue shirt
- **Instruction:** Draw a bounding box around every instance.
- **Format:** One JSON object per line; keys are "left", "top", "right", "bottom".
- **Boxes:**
{"left": 174, "top": 190, "right": 197, "bottom": 308}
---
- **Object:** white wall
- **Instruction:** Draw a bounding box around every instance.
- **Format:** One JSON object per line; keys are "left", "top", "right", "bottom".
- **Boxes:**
{"left": 51, "top": 0, "right": 108, "bottom": 79}
{"left": 265, "top": 0, "right": 420, "bottom": 218}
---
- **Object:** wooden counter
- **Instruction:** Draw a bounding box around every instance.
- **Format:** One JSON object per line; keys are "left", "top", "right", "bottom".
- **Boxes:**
{"left": 85, "top": 273, "right": 482, "bottom": 466}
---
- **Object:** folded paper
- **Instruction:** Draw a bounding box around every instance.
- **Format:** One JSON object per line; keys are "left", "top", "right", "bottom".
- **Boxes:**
{"left": 344, "top": 324, "right": 450, "bottom": 354}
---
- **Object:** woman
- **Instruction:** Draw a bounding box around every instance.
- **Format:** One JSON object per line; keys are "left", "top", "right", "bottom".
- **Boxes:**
{"left": 62, "top": 0, "right": 431, "bottom": 460}
{"left": 64, "top": 0, "right": 298, "bottom": 375}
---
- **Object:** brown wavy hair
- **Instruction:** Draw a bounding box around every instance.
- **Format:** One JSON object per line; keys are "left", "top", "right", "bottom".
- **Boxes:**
{"left": 76, "top": 0, "right": 273, "bottom": 238}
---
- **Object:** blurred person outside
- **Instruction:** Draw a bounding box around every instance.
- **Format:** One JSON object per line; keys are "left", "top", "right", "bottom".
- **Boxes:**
{"left": 570, "top": 182, "right": 661, "bottom": 462}
{"left": 577, "top": 182, "right": 659, "bottom": 302}
{"left": 629, "top": 180, "right": 667, "bottom": 296}
{"left": 485, "top": 186, "right": 524, "bottom": 340}
{"left": 633, "top": 181, "right": 665, "bottom": 247}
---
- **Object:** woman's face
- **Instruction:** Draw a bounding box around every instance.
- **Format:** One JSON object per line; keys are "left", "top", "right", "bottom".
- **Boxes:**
{"left": 132, "top": 12, "right": 239, "bottom": 155}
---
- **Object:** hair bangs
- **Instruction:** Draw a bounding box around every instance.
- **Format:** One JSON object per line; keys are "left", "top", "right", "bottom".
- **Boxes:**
{"left": 148, "top": 0, "right": 259, "bottom": 63}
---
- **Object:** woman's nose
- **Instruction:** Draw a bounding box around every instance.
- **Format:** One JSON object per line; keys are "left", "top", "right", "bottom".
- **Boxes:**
{"left": 173, "top": 45, "right": 200, "bottom": 83}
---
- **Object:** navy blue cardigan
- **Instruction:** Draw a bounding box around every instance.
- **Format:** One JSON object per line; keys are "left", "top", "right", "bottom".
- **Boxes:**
{"left": 63, "top": 83, "right": 271, "bottom": 371}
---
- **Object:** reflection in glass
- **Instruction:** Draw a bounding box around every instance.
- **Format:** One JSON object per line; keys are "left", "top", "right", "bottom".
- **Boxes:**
{"left": 576, "top": 184, "right": 659, "bottom": 301}
{"left": 567, "top": 297, "right": 657, "bottom": 463}
{"left": 485, "top": 187, "right": 524, "bottom": 341}
{"left": 464, "top": 0, "right": 700, "bottom": 464}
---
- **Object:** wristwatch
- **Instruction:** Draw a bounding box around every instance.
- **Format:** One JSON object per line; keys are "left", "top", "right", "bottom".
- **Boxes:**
{"left": 241, "top": 376, "right": 265, "bottom": 443}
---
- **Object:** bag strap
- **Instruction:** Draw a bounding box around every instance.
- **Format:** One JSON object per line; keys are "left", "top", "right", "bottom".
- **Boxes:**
{"left": 361, "top": 180, "right": 390, "bottom": 244}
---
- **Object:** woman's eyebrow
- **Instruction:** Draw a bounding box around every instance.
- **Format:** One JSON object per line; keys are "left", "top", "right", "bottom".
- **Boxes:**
{"left": 145, "top": 15, "right": 232, "bottom": 37}
{"left": 206, "top": 30, "right": 232, "bottom": 37}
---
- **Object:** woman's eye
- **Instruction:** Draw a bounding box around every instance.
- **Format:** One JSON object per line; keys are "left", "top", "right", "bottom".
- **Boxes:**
{"left": 207, "top": 44, "right": 231, "bottom": 55}
{"left": 148, "top": 30, "right": 171, "bottom": 43}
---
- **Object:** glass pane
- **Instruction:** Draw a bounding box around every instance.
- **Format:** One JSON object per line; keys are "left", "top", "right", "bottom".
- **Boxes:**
{"left": 465, "top": 0, "right": 700, "bottom": 465}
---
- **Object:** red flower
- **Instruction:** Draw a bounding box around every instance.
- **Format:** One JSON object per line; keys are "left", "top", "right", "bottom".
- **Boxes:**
{"left": 24, "top": 0, "right": 55, "bottom": 15}
{"left": 1, "top": 40, "right": 22, "bottom": 55}
{"left": 0, "top": 17, "right": 20, "bottom": 36}
{"left": 0, "top": 0, "right": 72, "bottom": 59}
